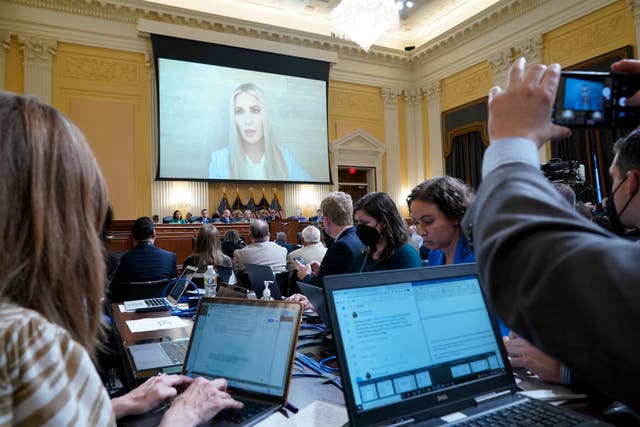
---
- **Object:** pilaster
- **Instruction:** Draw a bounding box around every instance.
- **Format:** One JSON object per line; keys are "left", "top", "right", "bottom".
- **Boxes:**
{"left": 404, "top": 88, "right": 424, "bottom": 186}
{"left": 18, "top": 35, "right": 57, "bottom": 104}
{"left": 423, "top": 81, "right": 442, "bottom": 178}
{"left": 381, "top": 87, "right": 403, "bottom": 205}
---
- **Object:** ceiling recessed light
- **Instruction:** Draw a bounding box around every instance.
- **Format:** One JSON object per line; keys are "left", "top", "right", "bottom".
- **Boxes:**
{"left": 396, "top": 1, "right": 404, "bottom": 11}
{"left": 406, "top": 1, "right": 414, "bottom": 7}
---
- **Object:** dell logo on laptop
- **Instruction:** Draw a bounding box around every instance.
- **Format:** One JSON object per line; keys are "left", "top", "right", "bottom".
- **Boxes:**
{"left": 437, "top": 394, "right": 449, "bottom": 402}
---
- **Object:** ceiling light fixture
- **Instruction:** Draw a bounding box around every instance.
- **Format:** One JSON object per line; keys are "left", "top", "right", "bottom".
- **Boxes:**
{"left": 331, "top": 0, "right": 400, "bottom": 52}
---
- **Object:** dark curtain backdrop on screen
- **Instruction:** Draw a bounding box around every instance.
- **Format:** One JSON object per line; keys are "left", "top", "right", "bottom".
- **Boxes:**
{"left": 151, "top": 34, "right": 332, "bottom": 184}
{"left": 551, "top": 45, "right": 635, "bottom": 202}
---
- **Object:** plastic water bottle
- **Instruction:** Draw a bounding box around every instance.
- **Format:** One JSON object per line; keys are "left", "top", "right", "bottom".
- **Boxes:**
{"left": 261, "top": 280, "right": 273, "bottom": 300}
{"left": 204, "top": 265, "right": 217, "bottom": 297}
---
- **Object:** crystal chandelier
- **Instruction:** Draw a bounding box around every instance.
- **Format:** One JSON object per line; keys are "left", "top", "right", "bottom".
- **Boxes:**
{"left": 331, "top": 0, "right": 400, "bottom": 52}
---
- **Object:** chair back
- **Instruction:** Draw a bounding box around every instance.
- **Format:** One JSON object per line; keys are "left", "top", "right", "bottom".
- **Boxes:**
{"left": 107, "top": 278, "right": 174, "bottom": 303}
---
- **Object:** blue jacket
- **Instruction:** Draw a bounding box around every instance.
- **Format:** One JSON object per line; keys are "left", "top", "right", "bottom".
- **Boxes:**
{"left": 303, "top": 226, "right": 363, "bottom": 287}
{"left": 114, "top": 242, "right": 177, "bottom": 283}
{"left": 426, "top": 234, "right": 475, "bottom": 266}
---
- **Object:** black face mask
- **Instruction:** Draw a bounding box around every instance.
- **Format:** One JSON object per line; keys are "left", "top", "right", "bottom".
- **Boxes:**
{"left": 608, "top": 176, "right": 635, "bottom": 236}
{"left": 356, "top": 224, "right": 380, "bottom": 249}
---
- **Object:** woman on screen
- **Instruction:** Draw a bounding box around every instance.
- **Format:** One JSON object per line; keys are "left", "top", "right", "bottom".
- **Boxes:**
{"left": 208, "top": 83, "right": 310, "bottom": 181}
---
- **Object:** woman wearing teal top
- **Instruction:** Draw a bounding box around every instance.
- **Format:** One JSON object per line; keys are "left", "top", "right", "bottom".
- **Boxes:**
{"left": 170, "top": 210, "right": 188, "bottom": 224}
{"left": 348, "top": 192, "right": 421, "bottom": 273}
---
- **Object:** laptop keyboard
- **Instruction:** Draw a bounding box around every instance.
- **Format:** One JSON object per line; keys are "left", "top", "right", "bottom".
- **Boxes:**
{"left": 215, "top": 397, "right": 273, "bottom": 424}
{"left": 159, "top": 340, "right": 188, "bottom": 364}
{"left": 145, "top": 297, "right": 164, "bottom": 307}
{"left": 456, "top": 399, "right": 584, "bottom": 426}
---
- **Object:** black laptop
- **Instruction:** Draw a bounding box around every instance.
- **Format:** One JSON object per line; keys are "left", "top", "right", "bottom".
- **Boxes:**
{"left": 244, "top": 263, "right": 283, "bottom": 299}
{"left": 121, "top": 297, "right": 303, "bottom": 426}
{"left": 323, "top": 264, "right": 611, "bottom": 426}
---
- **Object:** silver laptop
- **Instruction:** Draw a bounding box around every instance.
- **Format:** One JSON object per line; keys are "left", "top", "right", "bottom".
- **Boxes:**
{"left": 121, "top": 297, "right": 303, "bottom": 427}
{"left": 123, "top": 265, "right": 198, "bottom": 311}
{"left": 128, "top": 338, "right": 190, "bottom": 371}
{"left": 324, "top": 264, "right": 610, "bottom": 427}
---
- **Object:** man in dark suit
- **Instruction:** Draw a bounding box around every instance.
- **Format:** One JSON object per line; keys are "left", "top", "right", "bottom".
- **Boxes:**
{"left": 220, "top": 208, "right": 234, "bottom": 224}
{"left": 114, "top": 217, "right": 177, "bottom": 282}
{"left": 296, "top": 192, "right": 363, "bottom": 287}
{"left": 200, "top": 208, "right": 213, "bottom": 224}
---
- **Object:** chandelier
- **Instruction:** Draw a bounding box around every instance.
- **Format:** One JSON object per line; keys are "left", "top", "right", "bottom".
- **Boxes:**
{"left": 331, "top": 0, "right": 400, "bottom": 52}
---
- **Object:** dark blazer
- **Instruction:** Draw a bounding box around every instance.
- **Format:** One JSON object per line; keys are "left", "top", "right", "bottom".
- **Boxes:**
{"left": 220, "top": 217, "right": 234, "bottom": 224}
{"left": 221, "top": 241, "right": 244, "bottom": 259}
{"left": 302, "top": 226, "right": 363, "bottom": 287}
{"left": 114, "top": 242, "right": 177, "bottom": 283}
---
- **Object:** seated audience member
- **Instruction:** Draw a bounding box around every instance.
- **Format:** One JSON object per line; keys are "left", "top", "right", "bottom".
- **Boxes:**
{"left": 461, "top": 57, "right": 640, "bottom": 410}
{"left": 296, "top": 192, "right": 364, "bottom": 286}
{"left": 220, "top": 208, "right": 234, "bottom": 224}
{"left": 275, "top": 231, "right": 297, "bottom": 253}
{"left": 170, "top": 210, "right": 187, "bottom": 224}
{"left": 0, "top": 92, "right": 242, "bottom": 426}
{"left": 114, "top": 217, "right": 178, "bottom": 282}
{"left": 183, "top": 224, "right": 232, "bottom": 271}
{"left": 233, "top": 219, "right": 287, "bottom": 275}
{"left": 407, "top": 176, "right": 475, "bottom": 266}
{"left": 348, "top": 192, "right": 421, "bottom": 272}
{"left": 221, "top": 229, "right": 244, "bottom": 259}
{"left": 287, "top": 226, "right": 327, "bottom": 272}
{"left": 152, "top": 214, "right": 160, "bottom": 224}
{"left": 309, "top": 208, "right": 323, "bottom": 223}
{"left": 200, "top": 208, "right": 213, "bottom": 224}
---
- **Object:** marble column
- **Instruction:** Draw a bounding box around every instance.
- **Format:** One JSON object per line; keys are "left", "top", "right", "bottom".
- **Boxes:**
{"left": 404, "top": 88, "right": 424, "bottom": 188}
{"left": 18, "top": 35, "right": 57, "bottom": 104}
{"left": 381, "top": 87, "right": 403, "bottom": 205}
{"left": 423, "top": 81, "right": 442, "bottom": 178}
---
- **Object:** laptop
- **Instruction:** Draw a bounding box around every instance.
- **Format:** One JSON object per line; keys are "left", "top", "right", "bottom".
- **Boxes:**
{"left": 123, "top": 265, "right": 198, "bottom": 312}
{"left": 323, "top": 264, "right": 610, "bottom": 427}
{"left": 192, "top": 265, "right": 237, "bottom": 288}
{"left": 122, "top": 297, "right": 303, "bottom": 427}
{"left": 244, "top": 263, "right": 283, "bottom": 299}
{"left": 296, "top": 281, "right": 329, "bottom": 325}
{"left": 128, "top": 337, "right": 190, "bottom": 371}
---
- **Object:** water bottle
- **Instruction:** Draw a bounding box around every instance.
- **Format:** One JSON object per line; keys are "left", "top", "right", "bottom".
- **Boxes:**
{"left": 261, "top": 280, "right": 273, "bottom": 300}
{"left": 204, "top": 265, "right": 217, "bottom": 297}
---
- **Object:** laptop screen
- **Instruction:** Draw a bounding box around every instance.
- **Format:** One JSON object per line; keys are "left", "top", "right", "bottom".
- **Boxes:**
{"left": 183, "top": 299, "right": 300, "bottom": 397}
{"left": 324, "top": 264, "right": 512, "bottom": 424}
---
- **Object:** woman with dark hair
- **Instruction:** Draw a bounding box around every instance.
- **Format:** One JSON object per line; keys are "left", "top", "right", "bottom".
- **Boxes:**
{"left": 0, "top": 91, "right": 241, "bottom": 425}
{"left": 170, "top": 209, "right": 187, "bottom": 224}
{"left": 183, "top": 224, "right": 232, "bottom": 271}
{"left": 221, "top": 229, "right": 245, "bottom": 259}
{"left": 407, "top": 176, "right": 475, "bottom": 266}
{"left": 348, "top": 192, "right": 421, "bottom": 272}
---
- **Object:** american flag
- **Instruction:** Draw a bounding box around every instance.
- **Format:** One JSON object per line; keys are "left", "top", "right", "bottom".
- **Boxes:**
{"left": 216, "top": 192, "right": 231, "bottom": 215}
{"left": 231, "top": 191, "right": 245, "bottom": 212}
{"left": 258, "top": 189, "right": 270, "bottom": 211}
{"left": 246, "top": 191, "right": 257, "bottom": 217}
{"left": 270, "top": 192, "right": 283, "bottom": 219}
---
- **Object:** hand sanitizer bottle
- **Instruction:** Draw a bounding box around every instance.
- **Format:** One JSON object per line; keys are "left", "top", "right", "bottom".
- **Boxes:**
{"left": 261, "top": 280, "right": 273, "bottom": 300}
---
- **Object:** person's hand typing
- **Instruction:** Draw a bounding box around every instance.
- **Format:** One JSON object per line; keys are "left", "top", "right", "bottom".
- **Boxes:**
{"left": 286, "top": 293, "right": 313, "bottom": 310}
{"left": 111, "top": 373, "right": 194, "bottom": 418}
{"left": 503, "top": 332, "right": 562, "bottom": 384}
{"left": 488, "top": 57, "right": 571, "bottom": 148}
{"left": 160, "top": 378, "right": 243, "bottom": 427}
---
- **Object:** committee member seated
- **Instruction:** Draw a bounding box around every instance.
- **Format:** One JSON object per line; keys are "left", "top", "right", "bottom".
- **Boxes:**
{"left": 461, "top": 57, "right": 640, "bottom": 410}
{"left": 296, "top": 192, "right": 364, "bottom": 286}
{"left": 233, "top": 219, "right": 287, "bottom": 275}
{"left": 114, "top": 217, "right": 178, "bottom": 283}
{"left": 200, "top": 208, "right": 213, "bottom": 224}
{"left": 0, "top": 91, "right": 242, "bottom": 426}
{"left": 220, "top": 208, "right": 234, "bottom": 224}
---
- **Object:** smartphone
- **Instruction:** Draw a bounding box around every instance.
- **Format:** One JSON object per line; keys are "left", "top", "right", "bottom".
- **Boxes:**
{"left": 294, "top": 256, "right": 306, "bottom": 265}
{"left": 551, "top": 71, "right": 640, "bottom": 128}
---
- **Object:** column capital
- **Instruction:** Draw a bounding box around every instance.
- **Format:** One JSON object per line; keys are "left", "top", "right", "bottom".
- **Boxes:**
{"left": 514, "top": 35, "right": 543, "bottom": 65}
{"left": 423, "top": 81, "right": 441, "bottom": 101}
{"left": 381, "top": 87, "right": 402, "bottom": 106}
{"left": 488, "top": 48, "right": 513, "bottom": 77}
{"left": 627, "top": 0, "right": 640, "bottom": 18}
{"left": 1, "top": 31, "right": 12, "bottom": 51}
{"left": 403, "top": 88, "right": 423, "bottom": 107}
{"left": 18, "top": 35, "right": 57, "bottom": 63}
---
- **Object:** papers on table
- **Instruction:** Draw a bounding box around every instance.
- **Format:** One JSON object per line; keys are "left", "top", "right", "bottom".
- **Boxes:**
{"left": 125, "top": 316, "right": 189, "bottom": 333}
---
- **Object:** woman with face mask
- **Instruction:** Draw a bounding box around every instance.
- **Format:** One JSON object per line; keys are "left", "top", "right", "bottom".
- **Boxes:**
{"left": 347, "top": 192, "right": 421, "bottom": 273}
